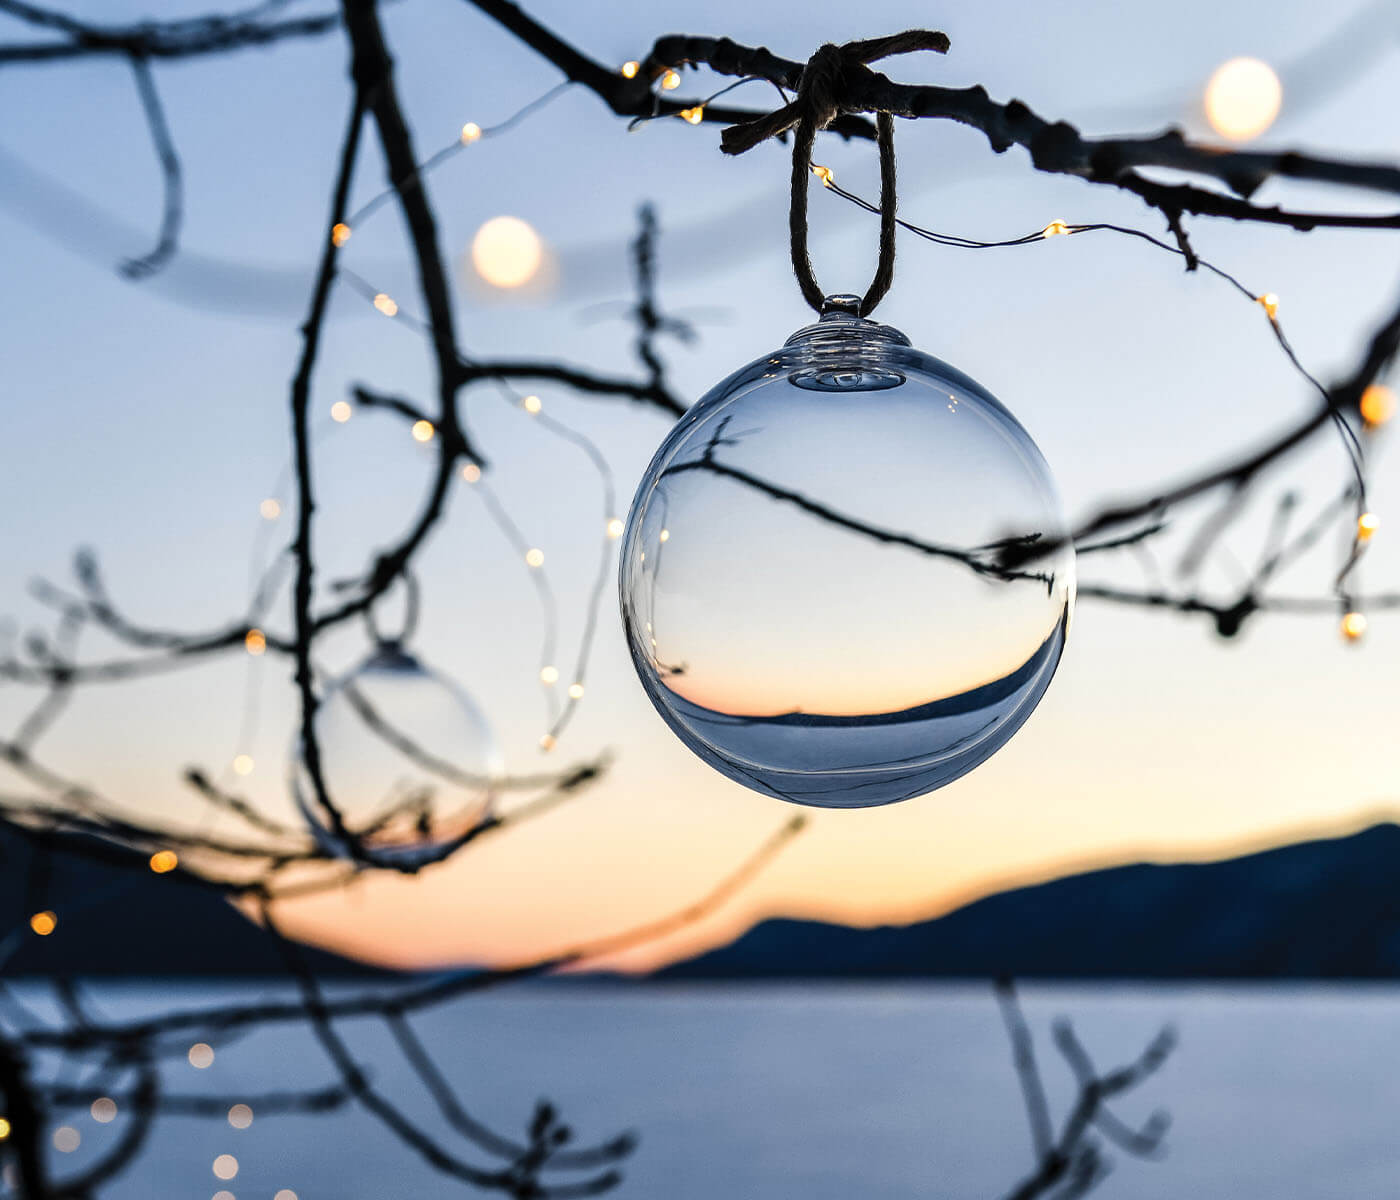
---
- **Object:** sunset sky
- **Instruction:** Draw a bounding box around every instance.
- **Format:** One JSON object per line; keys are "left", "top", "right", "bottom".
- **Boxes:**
{"left": 1, "top": 0, "right": 1397, "bottom": 973}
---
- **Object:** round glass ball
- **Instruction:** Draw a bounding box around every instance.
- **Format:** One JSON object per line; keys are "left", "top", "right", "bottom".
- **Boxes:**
{"left": 296, "top": 642, "right": 503, "bottom": 859}
{"left": 619, "top": 299, "right": 1074, "bottom": 809}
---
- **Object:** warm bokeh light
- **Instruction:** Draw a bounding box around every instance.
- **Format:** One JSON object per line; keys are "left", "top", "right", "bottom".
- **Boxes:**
{"left": 90, "top": 1097, "right": 118, "bottom": 1124}
{"left": 259, "top": 497, "right": 282, "bottom": 520}
{"left": 53, "top": 1126, "right": 80, "bottom": 1153}
{"left": 227, "top": 1104, "right": 254, "bottom": 1130}
{"left": 330, "top": 400, "right": 352, "bottom": 422}
{"left": 810, "top": 163, "right": 834, "bottom": 187}
{"left": 459, "top": 121, "right": 482, "bottom": 144}
{"left": 233, "top": 753, "right": 255, "bottom": 776}
{"left": 30, "top": 911, "right": 56, "bottom": 936}
{"left": 213, "top": 1192, "right": 236, "bottom": 1200}
{"left": 538, "top": 733, "right": 557, "bottom": 751}
{"left": 373, "top": 292, "right": 398, "bottom": 317}
{"left": 244, "top": 628, "right": 266, "bottom": 655}
{"left": 658, "top": 528, "right": 670, "bottom": 543}
{"left": 1341, "top": 611, "right": 1368, "bottom": 642}
{"left": 1258, "top": 292, "right": 1279, "bottom": 319}
{"left": 1042, "top": 219, "right": 1069, "bottom": 237}
{"left": 470, "top": 216, "right": 544, "bottom": 289}
{"left": 522, "top": 394, "right": 542, "bottom": 414}
{"left": 0, "top": 1118, "right": 11, "bottom": 1140}
{"left": 660, "top": 68, "right": 681, "bottom": 90}
{"left": 1361, "top": 384, "right": 1396, "bottom": 427}
{"left": 1204, "top": 56, "right": 1282, "bottom": 142}
{"left": 620, "top": 60, "right": 639, "bottom": 79}
{"left": 412, "top": 419, "right": 436, "bottom": 442}
{"left": 568, "top": 683, "right": 585, "bottom": 699}
{"left": 540, "top": 665, "right": 559, "bottom": 685}
{"left": 679, "top": 106, "right": 704, "bottom": 125}
{"left": 525, "top": 547, "right": 545, "bottom": 568}
{"left": 213, "top": 1154, "right": 239, "bottom": 1180}
{"left": 461, "top": 463, "right": 481, "bottom": 483}
{"left": 1358, "top": 512, "right": 1379, "bottom": 541}
{"left": 148, "top": 850, "right": 179, "bottom": 874}
{"left": 606, "top": 517, "right": 624, "bottom": 539}
{"left": 330, "top": 222, "right": 351, "bottom": 247}
{"left": 188, "top": 1043, "right": 215, "bottom": 1069}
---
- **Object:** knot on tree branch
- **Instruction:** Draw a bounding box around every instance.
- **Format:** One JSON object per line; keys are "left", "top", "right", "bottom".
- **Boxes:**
{"left": 719, "top": 29, "right": 949, "bottom": 155}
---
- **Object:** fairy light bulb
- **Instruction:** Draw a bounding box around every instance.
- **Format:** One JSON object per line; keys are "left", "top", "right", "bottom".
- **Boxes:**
{"left": 679, "top": 106, "right": 704, "bottom": 125}
{"left": 568, "top": 683, "right": 585, "bottom": 700}
{"left": 462, "top": 463, "right": 482, "bottom": 483}
{"left": 53, "top": 1127, "right": 80, "bottom": 1153}
{"left": 540, "top": 665, "right": 559, "bottom": 685}
{"left": 1204, "top": 57, "right": 1283, "bottom": 142}
{"left": 227, "top": 1104, "right": 254, "bottom": 1130}
{"left": 1042, "top": 220, "right": 1070, "bottom": 237}
{"left": 1361, "top": 384, "right": 1395, "bottom": 428}
{"left": 1258, "top": 293, "right": 1279, "bottom": 319}
{"left": 188, "top": 1043, "right": 215, "bottom": 1069}
{"left": 660, "top": 69, "right": 681, "bottom": 90}
{"left": 260, "top": 498, "right": 282, "bottom": 520}
{"left": 30, "top": 911, "right": 56, "bottom": 936}
{"left": 620, "top": 296, "right": 1074, "bottom": 808}
{"left": 296, "top": 642, "right": 504, "bottom": 862}
{"left": 1341, "top": 611, "right": 1367, "bottom": 642}
{"left": 606, "top": 518, "right": 624, "bottom": 539}
{"left": 233, "top": 754, "right": 255, "bottom": 776}
{"left": 522, "top": 394, "right": 542, "bottom": 414}
{"left": 810, "top": 163, "right": 834, "bottom": 188}
{"left": 331, "top": 223, "right": 351, "bottom": 247}
{"left": 213, "top": 1155, "right": 239, "bottom": 1181}
{"left": 245, "top": 628, "right": 267, "bottom": 655}
{"left": 148, "top": 850, "right": 178, "bottom": 874}
{"left": 373, "top": 293, "right": 399, "bottom": 317}
{"left": 471, "top": 216, "right": 543, "bottom": 289}
{"left": 525, "top": 547, "right": 545, "bottom": 568}
{"left": 1358, "top": 512, "right": 1379, "bottom": 541}
{"left": 459, "top": 121, "right": 482, "bottom": 144}
{"left": 412, "top": 420, "right": 435, "bottom": 442}
{"left": 90, "top": 1098, "right": 118, "bottom": 1124}
{"left": 331, "top": 400, "right": 352, "bottom": 423}
{"left": 621, "top": 61, "right": 640, "bottom": 79}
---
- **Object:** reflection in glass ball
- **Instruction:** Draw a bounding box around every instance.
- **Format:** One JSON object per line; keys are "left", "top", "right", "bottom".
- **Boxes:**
{"left": 620, "top": 301, "right": 1074, "bottom": 809}
{"left": 296, "top": 643, "right": 504, "bottom": 858}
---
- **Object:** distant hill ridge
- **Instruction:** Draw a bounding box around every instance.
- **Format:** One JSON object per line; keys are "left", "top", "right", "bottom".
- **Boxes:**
{"left": 0, "top": 822, "right": 385, "bottom": 976}
{"left": 659, "top": 821, "right": 1400, "bottom": 980}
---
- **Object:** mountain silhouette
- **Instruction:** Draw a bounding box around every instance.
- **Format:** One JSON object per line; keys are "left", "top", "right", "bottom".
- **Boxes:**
{"left": 0, "top": 821, "right": 385, "bottom": 976}
{"left": 659, "top": 821, "right": 1400, "bottom": 979}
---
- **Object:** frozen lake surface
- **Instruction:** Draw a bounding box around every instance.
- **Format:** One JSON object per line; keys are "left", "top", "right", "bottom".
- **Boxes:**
{"left": 7, "top": 981, "right": 1399, "bottom": 1198}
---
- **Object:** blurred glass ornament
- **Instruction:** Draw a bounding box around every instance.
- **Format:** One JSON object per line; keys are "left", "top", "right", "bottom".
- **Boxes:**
{"left": 619, "top": 297, "right": 1074, "bottom": 809}
{"left": 294, "top": 642, "right": 504, "bottom": 862}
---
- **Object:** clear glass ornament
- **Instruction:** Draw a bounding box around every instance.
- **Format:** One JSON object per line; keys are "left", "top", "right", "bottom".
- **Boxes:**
{"left": 620, "top": 296, "right": 1074, "bottom": 809}
{"left": 294, "top": 642, "right": 504, "bottom": 860}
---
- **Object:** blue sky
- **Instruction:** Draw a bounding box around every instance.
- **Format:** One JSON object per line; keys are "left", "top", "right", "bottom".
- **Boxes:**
{"left": 0, "top": 0, "right": 1397, "bottom": 968}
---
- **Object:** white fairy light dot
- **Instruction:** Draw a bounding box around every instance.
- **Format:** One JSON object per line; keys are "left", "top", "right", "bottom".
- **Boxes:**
{"left": 212, "top": 1154, "right": 239, "bottom": 1181}
{"left": 91, "top": 1097, "right": 118, "bottom": 1123}
{"left": 53, "top": 1126, "right": 81, "bottom": 1153}
{"left": 539, "top": 666, "right": 559, "bottom": 685}
{"left": 259, "top": 498, "right": 281, "bottom": 520}
{"left": 471, "top": 216, "right": 543, "bottom": 289}
{"left": 568, "top": 683, "right": 585, "bottom": 700}
{"left": 1204, "top": 57, "right": 1282, "bottom": 142}
{"left": 525, "top": 548, "right": 545, "bottom": 568}
{"left": 606, "top": 517, "right": 624, "bottom": 539}
{"left": 232, "top": 754, "right": 254, "bottom": 776}
{"left": 188, "top": 1043, "right": 215, "bottom": 1069}
{"left": 227, "top": 1104, "right": 253, "bottom": 1130}
{"left": 330, "top": 400, "right": 352, "bottom": 423}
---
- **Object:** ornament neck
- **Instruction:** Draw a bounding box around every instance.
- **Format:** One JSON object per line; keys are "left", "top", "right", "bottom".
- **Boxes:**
{"left": 784, "top": 295, "right": 911, "bottom": 349}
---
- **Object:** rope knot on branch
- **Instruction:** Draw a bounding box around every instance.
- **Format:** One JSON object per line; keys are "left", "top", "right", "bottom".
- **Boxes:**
{"left": 717, "top": 30, "right": 949, "bottom": 316}
{"left": 719, "top": 30, "right": 949, "bottom": 156}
